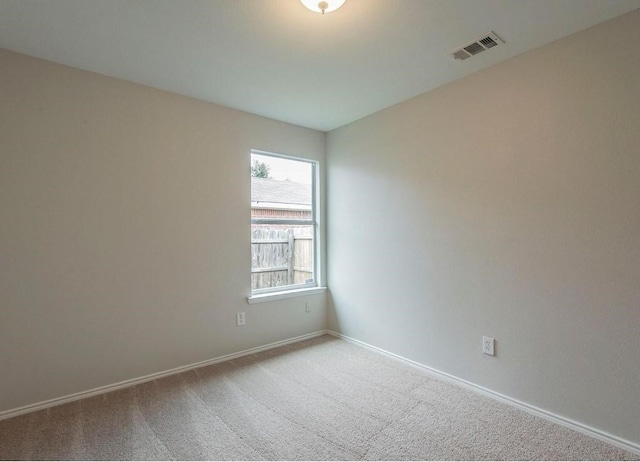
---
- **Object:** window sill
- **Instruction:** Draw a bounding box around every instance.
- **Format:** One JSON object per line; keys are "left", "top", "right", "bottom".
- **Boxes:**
{"left": 247, "top": 286, "right": 327, "bottom": 304}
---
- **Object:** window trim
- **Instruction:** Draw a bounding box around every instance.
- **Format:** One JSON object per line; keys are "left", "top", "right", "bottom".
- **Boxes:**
{"left": 247, "top": 286, "right": 327, "bottom": 304}
{"left": 249, "top": 150, "right": 321, "bottom": 298}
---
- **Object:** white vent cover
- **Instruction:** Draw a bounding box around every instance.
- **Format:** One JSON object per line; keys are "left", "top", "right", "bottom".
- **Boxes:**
{"left": 451, "top": 32, "right": 504, "bottom": 61}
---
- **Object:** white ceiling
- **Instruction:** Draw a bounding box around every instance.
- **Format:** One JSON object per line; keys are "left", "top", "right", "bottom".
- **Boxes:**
{"left": 1, "top": 0, "right": 638, "bottom": 131}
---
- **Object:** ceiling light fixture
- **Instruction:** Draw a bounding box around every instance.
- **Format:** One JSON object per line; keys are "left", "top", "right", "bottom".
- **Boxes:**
{"left": 300, "top": 0, "right": 346, "bottom": 14}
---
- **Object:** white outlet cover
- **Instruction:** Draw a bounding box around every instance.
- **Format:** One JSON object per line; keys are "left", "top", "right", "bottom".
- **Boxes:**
{"left": 483, "top": 336, "right": 495, "bottom": 356}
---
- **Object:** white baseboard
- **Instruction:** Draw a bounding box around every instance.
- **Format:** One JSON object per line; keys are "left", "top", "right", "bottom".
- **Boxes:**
{"left": 327, "top": 330, "right": 640, "bottom": 456}
{"left": 0, "top": 330, "right": 328, "bottom": 422}
{"left": 4, "top": 329, "right": 637, "bottom": 456}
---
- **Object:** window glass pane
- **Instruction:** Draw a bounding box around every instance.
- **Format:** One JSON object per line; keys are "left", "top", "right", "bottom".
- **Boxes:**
{"left": 251, "top": 153, "right": 312, "bottom": 184}
{"left": 251, "top": 152, "right": 316, "bottom": 293}
{"left": 251, "top": 224, "right": 314, "bottom": 290}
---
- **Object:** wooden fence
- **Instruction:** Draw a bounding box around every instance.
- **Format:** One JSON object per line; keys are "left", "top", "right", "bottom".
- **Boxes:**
{"left": 251, "top": 226, "right": 313, "bottom": 290}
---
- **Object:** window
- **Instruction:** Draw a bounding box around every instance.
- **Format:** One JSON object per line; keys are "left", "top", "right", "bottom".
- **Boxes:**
{"left": 250, "top": 150, "right": 318, "bottom": 296}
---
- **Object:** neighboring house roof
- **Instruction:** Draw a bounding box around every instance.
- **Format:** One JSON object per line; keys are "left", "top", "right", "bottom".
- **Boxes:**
{"left": 251, "top": 177, "right": 311, "bottom": 207}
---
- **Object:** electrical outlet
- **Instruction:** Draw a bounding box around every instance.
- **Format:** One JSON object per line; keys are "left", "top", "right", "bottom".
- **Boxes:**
{"left": 482, "top": 336, "right": 495, "bottom": 356}
{"left": 305, "top": 301, "right": 311, "bottom": 313}
{"left": 236, "top": 312, "right": 246, "bottom": 326}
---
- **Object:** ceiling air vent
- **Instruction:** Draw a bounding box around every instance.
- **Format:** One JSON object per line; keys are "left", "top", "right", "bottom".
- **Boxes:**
{"left": 451, "top": 31, "right": 504, "bottom": 61}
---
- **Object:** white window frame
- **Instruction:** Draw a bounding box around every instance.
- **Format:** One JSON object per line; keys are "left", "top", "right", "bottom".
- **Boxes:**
{"left": 248, "top": 150, "right": 322, "bottom": 303}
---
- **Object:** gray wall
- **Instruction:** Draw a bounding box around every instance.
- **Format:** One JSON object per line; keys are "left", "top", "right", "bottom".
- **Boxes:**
{"left": 327, "top": 11, "right": 640, "bottom": 445}
{"left": 0, "top": 49, "right": 326, "bottom": 413}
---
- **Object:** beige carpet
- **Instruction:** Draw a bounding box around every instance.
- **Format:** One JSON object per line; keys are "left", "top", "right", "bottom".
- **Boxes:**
{"left": 0, "top": 335, "right": 636, "bottom": 460}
